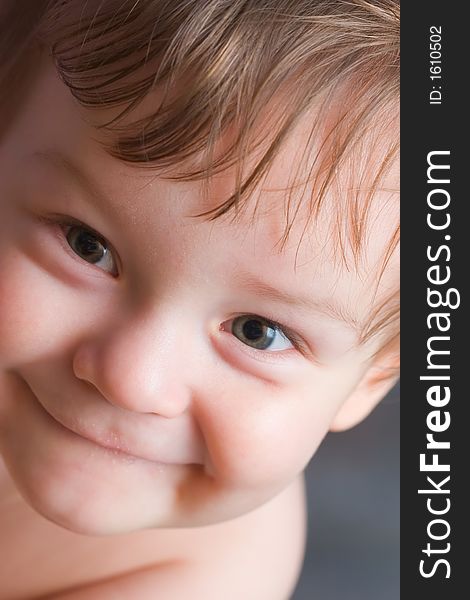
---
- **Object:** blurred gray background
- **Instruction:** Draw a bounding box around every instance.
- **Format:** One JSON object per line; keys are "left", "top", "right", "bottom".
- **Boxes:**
{"left": 292, "top": 383, "right": 399, "bottom": 600}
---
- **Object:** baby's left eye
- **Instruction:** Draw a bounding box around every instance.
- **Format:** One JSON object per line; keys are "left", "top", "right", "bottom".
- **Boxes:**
{"left": 227, "top": 315, "right": 294, "bottom": 351}
{"left": 64, "top": 225, "right": 117, "bottom": 275}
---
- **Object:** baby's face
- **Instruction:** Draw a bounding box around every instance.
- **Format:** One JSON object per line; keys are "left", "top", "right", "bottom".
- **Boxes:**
{"left": 0, "top": 55, "right": 398, "bottom": 535}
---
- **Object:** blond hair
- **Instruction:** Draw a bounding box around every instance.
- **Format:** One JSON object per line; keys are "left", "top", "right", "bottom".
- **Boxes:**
{"left": 1, "top": 0, "right": 400, "bottom": 376}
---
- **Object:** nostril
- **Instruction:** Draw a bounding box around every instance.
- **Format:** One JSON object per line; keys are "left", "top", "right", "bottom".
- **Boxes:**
{"left": 72, "top": 347, "right": 89, "bottom": 381}
{"left": 81, "top": 379, "right": 100, "bottom": 393}
{"left": 72, "top": 343, "right": 101, "bottom": 387}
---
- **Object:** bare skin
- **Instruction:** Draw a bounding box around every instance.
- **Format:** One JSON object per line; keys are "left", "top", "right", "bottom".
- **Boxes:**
{"left": 0, "top": 45, "right": 397, "bottom": 599}
{"left": 0, "top": 457, "right": 306, "bottom": 599}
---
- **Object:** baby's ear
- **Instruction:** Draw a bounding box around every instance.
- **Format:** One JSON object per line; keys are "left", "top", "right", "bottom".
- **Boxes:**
{"left": 329, "top": 360, "right": 399, "bottom": 432}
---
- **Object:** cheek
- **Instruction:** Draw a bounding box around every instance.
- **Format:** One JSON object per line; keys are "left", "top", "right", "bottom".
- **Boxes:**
{"left": 0, "top": 250, "right": 76, "bottom": 368}
{"left": 198, "top": 382, "right": 336, "bottom": 489}
{"left": 200, "top": 365, "right": 366, "bottom": 489}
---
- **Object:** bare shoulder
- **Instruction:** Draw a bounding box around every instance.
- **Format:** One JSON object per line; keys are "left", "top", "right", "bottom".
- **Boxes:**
{"left": 46, "top": 475, "right": 307, "bottom": 600}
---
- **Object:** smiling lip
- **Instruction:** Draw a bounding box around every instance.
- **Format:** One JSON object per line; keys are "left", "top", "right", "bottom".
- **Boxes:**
{"left": 67, "top": 422, "right": 176, "bottom": 465}
{"left": 25, "top": 377, "right": 199, "bottom": 465}
{"left": 38, "top": 400, "right": 168, "bottom": 464}
{"left": 70, "top": 426, "right": 150, "bottom": 462}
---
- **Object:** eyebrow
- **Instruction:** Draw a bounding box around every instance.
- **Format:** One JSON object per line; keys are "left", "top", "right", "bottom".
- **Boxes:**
{"left": 30, "top": 150, "right": 359, "bottom": 331}
{"left": 30, "top": 149, "right": 111, "bottom": 210}
{"left": 233, "top": 271, "right": 360, "bottom": 331}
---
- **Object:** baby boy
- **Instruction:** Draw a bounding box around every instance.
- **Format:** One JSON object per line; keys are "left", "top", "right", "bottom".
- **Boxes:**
{"left": 0, "top": 0, "right": 399, "bottom": 598}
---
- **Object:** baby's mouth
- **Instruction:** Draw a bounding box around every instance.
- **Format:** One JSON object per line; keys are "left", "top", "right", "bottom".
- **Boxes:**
{"left": 38, "top": 397, "right": 199, "bottom": 466}
{"left": 47, "top": 407, "right": 178, "bottom": 464}
{"left": 38, "top": 398, "right": 159, "bottom": 462}
{"left": 18, "top": 372, "right": 205, "bottom": 466}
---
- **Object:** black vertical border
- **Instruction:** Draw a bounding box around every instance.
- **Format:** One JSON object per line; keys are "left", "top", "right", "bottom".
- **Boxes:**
{"left": 401, "top": 3, "right": 465, "bottom": 599}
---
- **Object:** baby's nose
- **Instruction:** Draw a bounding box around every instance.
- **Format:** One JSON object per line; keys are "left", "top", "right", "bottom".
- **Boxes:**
{"left": 72, "top": 311, "right": 192, "bottom": 417}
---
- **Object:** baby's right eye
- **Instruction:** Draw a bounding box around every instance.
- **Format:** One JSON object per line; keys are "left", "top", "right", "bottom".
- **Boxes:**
{"left": 64, "top": 225, "right": 117, "bottom": 276}
{"left": 38, "top": 215, "right": 119, "bottom": 277}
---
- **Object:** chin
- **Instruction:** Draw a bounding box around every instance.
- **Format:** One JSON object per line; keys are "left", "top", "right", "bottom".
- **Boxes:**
{"left": 28, "top": 484, "right": 169, "bottom": 536}
{"left": 12, "top": 460, "right": 171, "bottom": 536}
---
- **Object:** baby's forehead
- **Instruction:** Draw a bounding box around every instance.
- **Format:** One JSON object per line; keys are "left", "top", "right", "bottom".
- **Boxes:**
{"left": 73, "top": 44, "right": 398, "bottom": 268}
{"left": 199, "top": 103, "right": 399, "bottom": 266}
{"left": 82, "top": 77, "right": 399, "bottom": 316}
{"left": 22, "top": 56, "right": 398, "bottom": 330}
{"left": 229, "top": 175, "right": 398, "bottom": 303}
{"left": 189, "top": 106, "right": 399, "bottom": 330}
{"left": 165, "top": 158, "right": 397, "bottom": 331}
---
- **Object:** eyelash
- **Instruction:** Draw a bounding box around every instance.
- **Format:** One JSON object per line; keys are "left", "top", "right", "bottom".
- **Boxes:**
{"left": 38, "top": 214, "right": 120, "bottom": 277}
{"left": 37, "top": 214, "right": 311, "bottom": 359}
{"left": 230, "top": 314, "right": 305, "bottom": 355}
